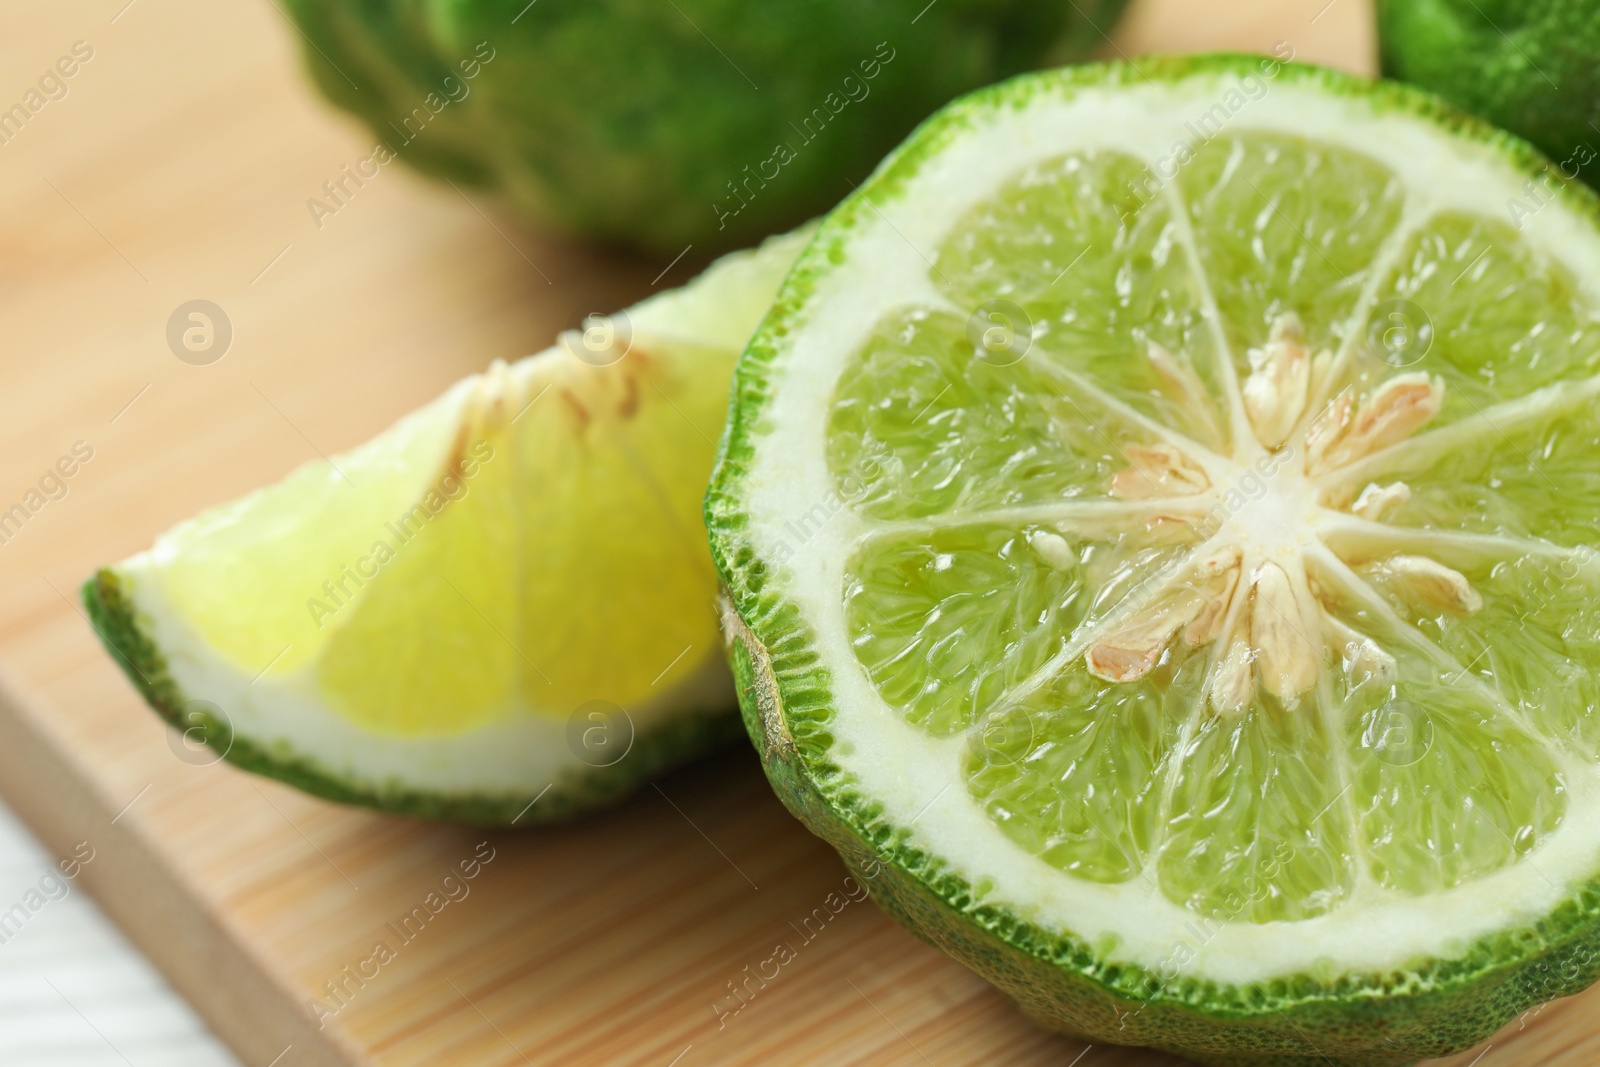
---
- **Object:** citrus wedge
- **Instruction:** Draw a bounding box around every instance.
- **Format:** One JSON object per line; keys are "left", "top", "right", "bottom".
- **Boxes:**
{"left": 87, "top": 229, "right": 805, "bottom": 823}
{"left": 708, "top": 57, "right": 1600, "bottom": 1064}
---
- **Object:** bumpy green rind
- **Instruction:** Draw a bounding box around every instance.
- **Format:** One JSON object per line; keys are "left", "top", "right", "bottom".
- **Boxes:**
{"left": 84, "top": 568, "right": 742, "bottom": 825}
{"left": 1378, "top": 0, "right": 1600, "bottom": 190}
{"left": 279, "top": 0, "right": 1128, "bottom": 254}
{"left": 706, "top": 55, "right": 1600, "bottom": 1065}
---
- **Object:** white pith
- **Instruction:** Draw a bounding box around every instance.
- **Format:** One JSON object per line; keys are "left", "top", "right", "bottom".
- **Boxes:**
{"left": 738, "top": 74, "right": 1600, "bottom": 985}
{"left": 120, "top": 563, "right": 727, "bottom": 796}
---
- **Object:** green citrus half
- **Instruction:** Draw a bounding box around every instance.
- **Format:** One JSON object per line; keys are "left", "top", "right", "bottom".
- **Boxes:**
{"left": 708, "top": 56, "right": 1600, "bottom": 1064}
{"left": 86, "top": 228, "right": 805, "bottom": 823}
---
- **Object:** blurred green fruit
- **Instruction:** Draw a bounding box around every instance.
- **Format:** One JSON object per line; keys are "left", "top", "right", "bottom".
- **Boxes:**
{"left": 1378, "top": 0, "right": 1600, "bottom": 186}
{"left": 282, "top": 0, "right": 1129, "bottom": 253}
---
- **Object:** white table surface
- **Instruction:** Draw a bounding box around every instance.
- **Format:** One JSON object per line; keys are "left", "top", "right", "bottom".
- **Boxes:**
{"left": 0, "top": 798, "right": 236, "bottom": 1066}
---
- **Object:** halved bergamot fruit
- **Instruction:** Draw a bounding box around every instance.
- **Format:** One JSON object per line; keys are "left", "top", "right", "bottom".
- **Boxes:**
{"left": 708, "top": 56, "right": 1600, "bottom": 1064}
{"left": 87, "top": 228, "right": 805, "bottom": 823}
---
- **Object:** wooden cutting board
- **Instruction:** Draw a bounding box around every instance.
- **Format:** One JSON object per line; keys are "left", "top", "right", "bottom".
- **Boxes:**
{"left": 1, "top": 0, "right": 1592, "bottom": 1063}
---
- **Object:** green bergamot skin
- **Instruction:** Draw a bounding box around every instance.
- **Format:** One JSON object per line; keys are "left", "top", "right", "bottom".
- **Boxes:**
{"left": 1378, "top": 0, "right": 1600, "bottom": 190}
{"left": 280, "top": 0, "right": 1128, "bottom": 254}
{"left": 707, "top": 55, "right": 1600, "bottom": 1065}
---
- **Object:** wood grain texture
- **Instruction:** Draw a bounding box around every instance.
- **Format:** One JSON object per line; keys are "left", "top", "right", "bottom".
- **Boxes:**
{"left": 1, "top": 0, "right": 1592, "bottom": 1064}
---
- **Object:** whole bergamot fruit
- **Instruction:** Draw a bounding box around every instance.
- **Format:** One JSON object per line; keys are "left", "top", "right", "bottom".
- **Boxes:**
{"left": 281, "top": 0, "right": 1128, "bottom": 253}
{"left": 1378, "top": 0, "right": 1600, "bottom": 188}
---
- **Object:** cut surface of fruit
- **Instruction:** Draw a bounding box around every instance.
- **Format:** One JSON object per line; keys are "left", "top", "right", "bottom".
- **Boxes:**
{"left": 87, "top": 228, "right": 806, "bottom": 823}
{"left": 708, "top": 56, "right": 1600, "bottom": 1064}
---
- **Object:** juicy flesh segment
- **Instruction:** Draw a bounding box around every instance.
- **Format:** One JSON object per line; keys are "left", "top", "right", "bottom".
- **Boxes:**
{"left": 829, "top": 135, "right": 1600, "bottom": 923}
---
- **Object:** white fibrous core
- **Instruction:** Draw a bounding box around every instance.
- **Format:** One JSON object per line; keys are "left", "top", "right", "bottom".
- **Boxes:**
{"left": 1084, "top": 313, "right": 1468, "bottom": 713}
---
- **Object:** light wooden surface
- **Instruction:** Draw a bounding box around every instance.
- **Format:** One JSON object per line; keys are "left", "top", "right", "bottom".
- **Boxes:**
{"left": 2, "top": 0, "right": 1594, "bottom": 1064}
